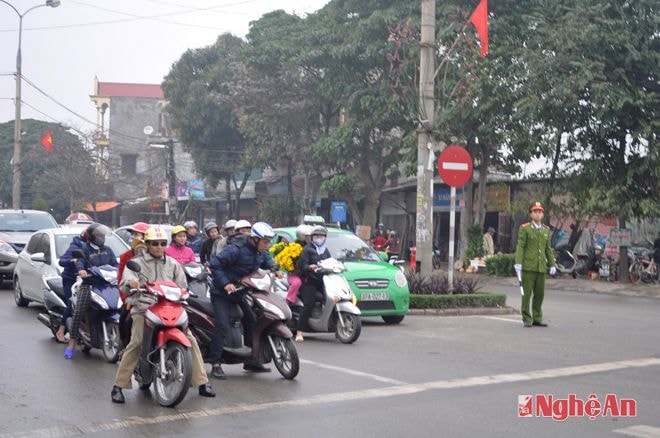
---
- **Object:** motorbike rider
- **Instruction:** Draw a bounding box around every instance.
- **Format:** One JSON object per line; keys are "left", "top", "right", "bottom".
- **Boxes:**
{"left": 215, "top": 219, "right": 237, "bottom": 253}
{"left": 117, "top": 222, "right": 149, "bottom": 295}
{"left": 234, "top": 219, "right": 252, "bottom": 236}
{"left": 184, "top": 220, "right": 202, "bottom": 255}
{"left": 286, "top": 224, "right": 313, "bottom": 305}
{"left": 200, "top": 222, "right": 221, "bottom": 265}
{"left": 111, "top": 227, "right": 215, "bottom": 403}
{"left": 295, "top": 225, "right": 332, "bottom": 343}
{"left": 166, "top": 225, "right": 196, "bottom": 265}
{"left": 55, "top": 229, "right": 87, "bottom": 343}
{"left": 208, "top": 221, "right": 283, "bottom": 379}
{"left": 64, "top": 223, "right": 118, "bottom": 359}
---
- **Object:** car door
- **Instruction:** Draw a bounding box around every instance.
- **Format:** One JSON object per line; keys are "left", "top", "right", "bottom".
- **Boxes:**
{"left": 17, "top": 233, "right": 44, "bottom": 301}
{"left": 34, "top": 233, "right": 57, "bottom": 303}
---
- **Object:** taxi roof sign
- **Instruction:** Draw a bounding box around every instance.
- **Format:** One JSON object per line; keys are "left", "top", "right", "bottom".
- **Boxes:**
{"left": 303, "top": 215, "right": 325, "bottom": 225}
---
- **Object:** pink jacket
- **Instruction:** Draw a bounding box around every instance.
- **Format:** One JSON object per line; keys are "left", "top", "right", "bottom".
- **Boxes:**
{"left": 166, "top": 243, "right": 196, "bottom": 265}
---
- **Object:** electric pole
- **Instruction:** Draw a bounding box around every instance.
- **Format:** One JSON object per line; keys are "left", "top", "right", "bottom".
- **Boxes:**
{"left": 415, "top": 0, "right": 436, "bottom": 276}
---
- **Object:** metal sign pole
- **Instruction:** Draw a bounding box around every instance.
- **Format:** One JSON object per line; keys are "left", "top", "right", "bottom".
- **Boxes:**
{"left": 448, "top": 186, "right": 456, "bottom": 289}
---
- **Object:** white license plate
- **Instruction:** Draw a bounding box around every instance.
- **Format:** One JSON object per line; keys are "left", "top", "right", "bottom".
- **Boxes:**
{"left": 360, "top": 292, "right": 388, "bottom": 301}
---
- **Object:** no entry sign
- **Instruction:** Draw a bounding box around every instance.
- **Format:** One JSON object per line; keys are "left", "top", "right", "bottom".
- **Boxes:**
{"left": 437, "top": 145, "right": 473, "bottom": 187}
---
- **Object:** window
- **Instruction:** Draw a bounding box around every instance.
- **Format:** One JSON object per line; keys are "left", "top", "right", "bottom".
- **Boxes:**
{"left": 26, "top": 234, "right": 43, "bottom": 254}
{"left": 121, "top": 154, "right": 137, "bottom": 176}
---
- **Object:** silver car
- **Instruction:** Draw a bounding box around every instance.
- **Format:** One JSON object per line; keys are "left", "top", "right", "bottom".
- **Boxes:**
{"left": 0, "top": 209, "right": 59, "bottom": 289}
{"left": 13, "top": 227, "right": 129, "bottom": 307}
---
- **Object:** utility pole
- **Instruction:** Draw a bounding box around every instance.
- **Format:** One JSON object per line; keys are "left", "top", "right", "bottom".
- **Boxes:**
{"left": 166, "top": 138, "right": 178, "bottom": 224}
{"left": 415, "top": 0, "right": 436, "bottom": 276}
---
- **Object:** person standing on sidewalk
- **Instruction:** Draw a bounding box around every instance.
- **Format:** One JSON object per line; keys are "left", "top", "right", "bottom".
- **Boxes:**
{"left": 514, "top": 201, "right": 556, "bottom": 328}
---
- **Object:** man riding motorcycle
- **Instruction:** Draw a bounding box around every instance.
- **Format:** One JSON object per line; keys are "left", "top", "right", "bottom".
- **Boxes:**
{"left": 208, "top": 222, "right": 282, "bottom": 379}
{"left": 111, "top": 227, "right": 215, "bottom": 403}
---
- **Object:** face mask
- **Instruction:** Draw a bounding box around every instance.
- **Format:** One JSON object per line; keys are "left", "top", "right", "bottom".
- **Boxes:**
{"left": 313, "top": 237, "right": 326, "bottom": 246}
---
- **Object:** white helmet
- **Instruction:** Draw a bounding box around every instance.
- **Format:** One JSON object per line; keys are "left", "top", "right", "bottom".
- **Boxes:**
{"left": 295, "top": 224, "right": 313, "bottom": 241}
{"left": 234, "top": 219, "right": 251, "bottom": 230}
{"left": 251, "top": 222, "right": 275, "bottom": 239}
{"left": 183, "top": 220, "right": 198, "bottom": 230}
{"left": 223, "top": 219, "right": 237, "bottom": 230}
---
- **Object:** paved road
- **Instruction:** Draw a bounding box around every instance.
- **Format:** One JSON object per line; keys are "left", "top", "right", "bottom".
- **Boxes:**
{"left": 1, "top": 280, "right": 659, "bottom": 438}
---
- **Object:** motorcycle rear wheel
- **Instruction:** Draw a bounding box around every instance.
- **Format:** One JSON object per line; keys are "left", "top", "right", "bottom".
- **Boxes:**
{"left": 154, "top": 342, "right": 192, "bottom": 408}
{"left": 102, "top": 322, "right": 121, "bottom": 363}
{"left": 271, "top": 336, "right": 299, "bottom": 380}
{"left": 335, "top": 312, "right": 361, "bottom": 344}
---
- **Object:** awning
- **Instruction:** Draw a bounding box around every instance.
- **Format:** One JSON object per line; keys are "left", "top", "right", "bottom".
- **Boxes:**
{"left": 84, "top": 201, "right": 120, "bottom": 212}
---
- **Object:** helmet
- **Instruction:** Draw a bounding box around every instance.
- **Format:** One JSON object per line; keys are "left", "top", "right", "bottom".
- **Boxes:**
{"left": 183, "top": 220, "right": 198, "bottom": 230}
{"left": 84, "top": 223, "right": 112, "bottom": 247}
{"left": 234, "top": 219, "right": 251, "bottom": 230}
{"left": 223, "top": 219, "right": 237, "bottom": 230}
{"left": 250, "top": 222, "right": 275, "bottom": 239}
{"left": 204, "top": 222, "right": 219, "bottom": 235}
{"left": 295, "top": 224, "right": 313, "bottom": 241}
{"left": 594, "top": 244, "right": 603, "bottom": 251}
{"left": 144, "top": 227, "right": 168, "bottom": 242}
{"left": 311, "top": 225, "right": 328, "bottom": 236}
{"left": 171, "top": 225, "right": 187, "bottom": 236}
{"left": 128, "top": 222, "right": 149, "bottom": 234}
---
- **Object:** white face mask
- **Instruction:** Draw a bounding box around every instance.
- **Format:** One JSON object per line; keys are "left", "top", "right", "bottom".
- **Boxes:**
{"left": 312, "top": 237, "right": 326, "bottom": 246}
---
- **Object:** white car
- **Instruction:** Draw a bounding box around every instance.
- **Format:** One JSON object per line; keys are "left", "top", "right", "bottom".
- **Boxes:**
{"left": 13, "top": 227, "right": 129, "bottom": 307}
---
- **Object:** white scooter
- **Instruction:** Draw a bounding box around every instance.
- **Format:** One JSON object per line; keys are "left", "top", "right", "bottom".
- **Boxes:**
{"left": 274, "top": 258, "right": 362, "bottom": 344}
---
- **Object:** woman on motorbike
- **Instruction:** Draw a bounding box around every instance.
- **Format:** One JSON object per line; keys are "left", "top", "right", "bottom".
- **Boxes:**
{"left": 64, "top": 223, "right": 118, "bottom": 359}
{"left": 166, "top": 225, "right": 196, "bottom": 265}
{"left": 285, "top": 224, "right": 313, "bottom": 305}
{"left": 295, "top": 225, "right": 331, "bottom": 343}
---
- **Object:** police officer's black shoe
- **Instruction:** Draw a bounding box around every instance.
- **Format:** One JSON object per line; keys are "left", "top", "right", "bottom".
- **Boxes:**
{"left": 211, "top": 364, "right": 226, "bottom": 380}
{"left": 243, "top": 360, "right": 271, "bottom": 373}
{"left": 198, "top": 384, "right": 216, "bottom": 397}
{"left": 532, "top": 321, "right": 548, "bottom": 327}
{"left": 111, "top": 386, "right": 125, "bottom": 403}
{"left": 523, "top": 321, "right": 532, "bottom": 327}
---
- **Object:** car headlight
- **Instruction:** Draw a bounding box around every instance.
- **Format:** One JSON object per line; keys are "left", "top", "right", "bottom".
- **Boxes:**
{"left": 0, "top": 240, "right": 18, "bottom": 256}
{"left": 395, "top": 270, "right": 407, "bottom": 288}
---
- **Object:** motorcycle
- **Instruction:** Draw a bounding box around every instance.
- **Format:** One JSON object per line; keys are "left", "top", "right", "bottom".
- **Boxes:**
{"left": 183, "top": 262, "right": 209, "bottom": 298}
{"left": 273, "top": 258, "right": 362, "bottom": 344}
{"left": 124, "top": 260, "right": 194, "bottom": 408}
{"left": 186, "top": 269, "right": 300, "bottom": 380}
{"left": 37, "top": 275, "right": 68, "bottom": 340}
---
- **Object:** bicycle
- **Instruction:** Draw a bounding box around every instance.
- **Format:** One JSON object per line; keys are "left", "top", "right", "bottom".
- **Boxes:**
{"left": 629, "top": 249, "right": 659, "bottom": 284}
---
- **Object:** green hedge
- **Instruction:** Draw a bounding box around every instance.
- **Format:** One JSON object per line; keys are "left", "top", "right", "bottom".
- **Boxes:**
{"left": 485, "top": 254, "right": 516, "bottom": 277}
{"left": 409, "top": 292, "right": 506, "bottom": 309}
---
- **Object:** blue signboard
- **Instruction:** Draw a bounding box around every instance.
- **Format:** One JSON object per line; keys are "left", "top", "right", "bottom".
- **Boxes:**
{"left": 331, "top": 201, "right": 348, "bottom": 223}
{"left": 433, "top": 187, "right": 462, "bottom": 210}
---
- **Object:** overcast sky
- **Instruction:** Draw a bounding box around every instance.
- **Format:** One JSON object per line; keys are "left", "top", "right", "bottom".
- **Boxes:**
{"left": 0, "top": 0, "right": 330, "bottom": 131}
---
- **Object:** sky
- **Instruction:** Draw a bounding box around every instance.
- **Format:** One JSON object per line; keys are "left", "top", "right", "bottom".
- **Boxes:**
{"left": 0, "top": 0, "right": 331, "bottom": 132}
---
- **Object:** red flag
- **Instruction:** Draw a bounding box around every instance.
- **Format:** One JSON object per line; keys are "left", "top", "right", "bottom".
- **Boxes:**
{"left": 469, "top": 0, "right": 488, "bottom": 57}
{"left": 40, "top": 130, "right": 53, "bottom": 152}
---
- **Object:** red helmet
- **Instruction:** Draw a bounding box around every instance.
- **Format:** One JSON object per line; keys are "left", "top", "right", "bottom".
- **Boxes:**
{"left": 128, "top": 222, "right": 149, "bottom": 234}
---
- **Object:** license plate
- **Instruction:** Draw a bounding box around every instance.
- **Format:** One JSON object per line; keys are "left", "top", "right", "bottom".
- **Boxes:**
{"left": 360, "top": 292, "right": 388, "bottom": 301}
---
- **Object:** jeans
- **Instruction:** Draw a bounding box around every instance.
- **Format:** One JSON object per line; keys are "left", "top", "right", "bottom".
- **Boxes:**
{"left": 207, "top": 291, "right": 256, "bottom": 365}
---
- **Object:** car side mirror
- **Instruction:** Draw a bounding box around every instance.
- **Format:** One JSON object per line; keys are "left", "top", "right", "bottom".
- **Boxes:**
{"left": 30, "top": 252, "right": 46, "bottom": 263}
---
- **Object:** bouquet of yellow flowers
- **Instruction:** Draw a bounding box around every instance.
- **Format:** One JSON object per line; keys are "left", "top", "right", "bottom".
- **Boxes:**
{"left": 269, "top": 241, "right": 303, "bottom": 272}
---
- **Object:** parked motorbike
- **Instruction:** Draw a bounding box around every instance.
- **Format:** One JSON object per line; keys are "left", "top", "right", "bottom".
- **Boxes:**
{"left": 124, "top": 260, "right": 193, "bottom": 408}
{"left": 37, "top": 275, "right": 67, "bottom": 340}
{"left": 186, "top": 269, "right": 300, "bottom": 379}
{"left": 273, "top": 258, "right": 362, "bottom": 344}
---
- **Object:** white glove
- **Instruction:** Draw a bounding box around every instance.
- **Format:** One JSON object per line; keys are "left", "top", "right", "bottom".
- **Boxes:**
{"left": 549, "top": 266, "right": 557, "bottom": 276}
{"left": 514, "top": 264, "right": 522, "bottom": 274}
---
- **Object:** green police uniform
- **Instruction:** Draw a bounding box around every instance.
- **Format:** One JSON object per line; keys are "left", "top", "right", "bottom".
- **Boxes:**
{"left": 515, "top": 222, "right": 555, "bottom": 324}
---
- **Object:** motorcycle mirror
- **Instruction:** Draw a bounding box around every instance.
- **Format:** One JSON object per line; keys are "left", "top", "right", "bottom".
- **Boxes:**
{"left": 126, "top": 260, "right": 141, "bottom": 273}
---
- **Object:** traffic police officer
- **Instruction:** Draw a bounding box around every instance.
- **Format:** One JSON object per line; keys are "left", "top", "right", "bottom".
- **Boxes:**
{"left": 514, "top": 201, "right": 556, "bottom": 327}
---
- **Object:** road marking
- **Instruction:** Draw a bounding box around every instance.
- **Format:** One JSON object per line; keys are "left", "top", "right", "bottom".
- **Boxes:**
{"left": 300, "top": 359, "right": 408, "bottom": 385}
{"left": 613, "top": 425, "right": 660, "bottom": 437}
{"left": 474, "top": 315, "right": 521, "bottom": 324}
{"left": 5, "top": 357, "right": 660, "bottom": 438}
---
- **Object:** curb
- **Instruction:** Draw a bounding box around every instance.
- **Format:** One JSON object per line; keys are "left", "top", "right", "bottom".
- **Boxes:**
{"left": 408, "top": 306, "right": 518, "bottom": 317}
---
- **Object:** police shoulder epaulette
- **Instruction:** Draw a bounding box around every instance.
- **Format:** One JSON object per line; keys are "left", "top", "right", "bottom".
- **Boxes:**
{"left": 521, "top": 223, "right": 530, "bottom": 228}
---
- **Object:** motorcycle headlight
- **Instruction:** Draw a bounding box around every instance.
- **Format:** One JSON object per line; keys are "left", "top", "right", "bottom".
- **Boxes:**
{"left": 395, "top": 270, "right": 407, "bottom": 288}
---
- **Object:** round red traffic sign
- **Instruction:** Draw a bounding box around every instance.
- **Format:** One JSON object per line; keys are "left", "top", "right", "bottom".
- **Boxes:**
{"left": 437, "top": 145, "right": 473, "bottom": 187}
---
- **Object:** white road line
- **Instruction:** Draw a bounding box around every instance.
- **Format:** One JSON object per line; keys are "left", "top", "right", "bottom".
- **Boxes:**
{"left": 300, "top": 359, "right": 408, "bottom": 385}
{"left": 5, "top": 357, "right": 660, "bottom": 438}
{"left": 613, "top": 425, "right": 660, "bottom": 437}
{"left": 474, "top": 316, "right": 521, "bottom": 324}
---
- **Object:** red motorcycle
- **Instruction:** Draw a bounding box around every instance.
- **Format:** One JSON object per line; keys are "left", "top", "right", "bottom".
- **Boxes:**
{"left": 124, "top": 260, "right": 193, "bottom": 408}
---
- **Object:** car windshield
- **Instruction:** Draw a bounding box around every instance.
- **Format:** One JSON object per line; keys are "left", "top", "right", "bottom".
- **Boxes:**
{"left": 55, "top": 233, "right": 127, "bottom": 258}
{"left": 0, "top": 212, "right": 58, "bottom": 232}
{"left": 326, "top": 232, "right": 380, "bottom": 262}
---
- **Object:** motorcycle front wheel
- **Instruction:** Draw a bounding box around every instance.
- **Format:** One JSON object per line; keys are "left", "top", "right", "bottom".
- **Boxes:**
{"left": 271, "top": 336, "right": 299, "bottom": 380}
{"left": 102, "top": 321, "right": 121, "bottom": 363}
{"left": 335, "top": 312, "right": 361, "bottom": 344}
{"left": 154, "top": 342, "right": 192, "bottom": 408}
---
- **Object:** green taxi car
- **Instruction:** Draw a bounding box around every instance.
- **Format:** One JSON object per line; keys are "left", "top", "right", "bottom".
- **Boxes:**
{"left": 273, "top": 227, "right": 409, "bottom": 324}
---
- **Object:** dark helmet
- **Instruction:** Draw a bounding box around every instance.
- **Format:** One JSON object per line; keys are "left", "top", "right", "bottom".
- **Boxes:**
{"left": 83, "top": 223, "right": 112, "bottom": 247}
